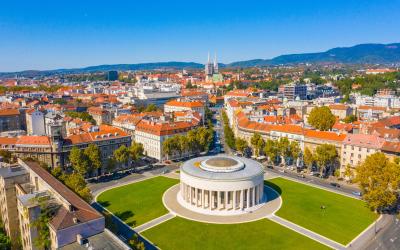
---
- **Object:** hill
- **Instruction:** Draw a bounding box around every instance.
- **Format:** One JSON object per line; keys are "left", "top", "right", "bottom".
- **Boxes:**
{"left": 1, "top": 43, "right": 399, "bottom": 78}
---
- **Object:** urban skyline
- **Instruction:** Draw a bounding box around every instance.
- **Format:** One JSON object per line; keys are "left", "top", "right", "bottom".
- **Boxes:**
{"left": 1, "top": 0, "right": 400, "bottom": 71}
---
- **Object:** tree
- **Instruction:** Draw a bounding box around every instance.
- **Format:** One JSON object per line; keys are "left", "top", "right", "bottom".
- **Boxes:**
{"left": 0, "top": 219, "right": 11, "bottom": 250}
{"left": 307, "top": 106, "right": 336, "bottom": 131}
{"left": 31, "top": 201, "right": 59, "bottom": 249}
{"left": 177, "top": 135, "right": 190, "bottom": 157}
{"left": 250, "top": 133, "right": 262, "bottom": 156}
{"left": 69, "top": 147, "right": 89, "bottom": 176}
{"left": 355, "top": 152, "right": 400, "bottom": 211}
{"left": 235, "top": 138, "right": 248, "bottom": 155}
{"left": 0, "top": 149, "right": 12, "bottom": 163}
{"left": 303, "top": 147, "right": 314, "bottom": 171}
{"left": 113, "top": 145, "right": 130, "bottom": 168}
{"left": 277, "top": 137, "right": 291, "bottom": 166}
{"left": 163, "top": 137, "right": 177, "bottom": 160}
{"left": 342, "top": 114, "right": 357, "bottom": 124}
{"left": 130, "top": 142, "right": 144, "bottom": 161}
{"left": 264, "top": 139, "right": 278, "bottom": 165}
{"left": 64, "top": 173, "right": 93, "bottom": 202}
{"left": 290, "top": 141, "right": 301, "bottom": 167}
{"left": 105, "top": 157, "right": 117, "bottom": 173}
{"left": 224, "top": 124, "right": 236, "bottom": 150}
{"left": 129, "top": 234, "right": 145, "bottom": 250}
{"left": 343, "top": 164, "right": 354, "bottom": 182}
{"left": 144, "top": 104, "right": 158, "bottom": 112}
{"left": 84, "top": 144, "right": 102, "bottom": 175}
{"left": 314, "top": 144, "right": 338, "bottom": 176}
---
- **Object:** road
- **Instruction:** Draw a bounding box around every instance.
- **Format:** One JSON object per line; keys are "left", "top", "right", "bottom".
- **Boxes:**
{"left": 265, "top": 166, "right": 361, "bottom": 197}
{"left": 365, "top": 215, "right": 400, "bottom": 250}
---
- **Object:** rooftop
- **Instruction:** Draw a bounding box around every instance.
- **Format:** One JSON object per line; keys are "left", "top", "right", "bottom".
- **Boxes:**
{"left": 181, "top": 155, "right": 263, "bottom": 180}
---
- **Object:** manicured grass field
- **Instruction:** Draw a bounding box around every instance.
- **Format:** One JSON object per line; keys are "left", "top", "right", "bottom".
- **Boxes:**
{"left": 97, "top": 176, "right": 178, "bottom": 226}
{"left": 266, "top": 178, "right": 377, "bottom": 245}
{"left": 142, "top": 217, "right": 330, "bottom": 250}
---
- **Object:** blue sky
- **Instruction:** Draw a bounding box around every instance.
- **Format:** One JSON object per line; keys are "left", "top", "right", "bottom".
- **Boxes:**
{"left": 0, "top": 0, "right": 399, "bottom": 72}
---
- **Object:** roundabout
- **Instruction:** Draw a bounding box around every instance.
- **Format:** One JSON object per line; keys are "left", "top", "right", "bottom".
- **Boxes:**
{"left": 162, "top": 155, "right": 282, "bottom": 223}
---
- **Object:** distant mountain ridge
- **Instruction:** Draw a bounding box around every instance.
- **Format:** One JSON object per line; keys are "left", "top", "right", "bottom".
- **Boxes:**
{"left": 1, "top": 43, "right": 399, "bottom": 78}
{"left": 228, "top": 43, "right": 400, "bottom": 67}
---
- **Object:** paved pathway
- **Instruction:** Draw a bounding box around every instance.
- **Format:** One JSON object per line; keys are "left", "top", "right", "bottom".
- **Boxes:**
{"left": 134, "top": 213, "right": 176, "bottom": 233}
{"left": 269, "top": 215, "right": 346, "bottom": 250}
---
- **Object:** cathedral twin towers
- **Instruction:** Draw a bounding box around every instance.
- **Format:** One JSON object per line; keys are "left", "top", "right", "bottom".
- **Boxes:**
{"left": 205, "top": 53, "right": 219, "bottom": 76}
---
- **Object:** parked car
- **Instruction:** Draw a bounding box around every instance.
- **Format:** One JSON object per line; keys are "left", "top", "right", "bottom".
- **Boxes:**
{"left": 352, "top": 191, "right": 362, "bottom": 196}
{"left": 297, "top": 174, "right": 305, "bottom": 178}
{"left": 330, "top": 182, "right": 340, "bottom": 188}
{"left": 279, "top": 169, "right": 285, "bottom": 173}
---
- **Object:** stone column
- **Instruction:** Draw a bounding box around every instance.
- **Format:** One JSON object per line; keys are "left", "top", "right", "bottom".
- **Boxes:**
{"left": 217, "top": 191, "right": 221, "bottom": 209}
{"left": 202, "top": 189, "right": 205, "bottom": 208}
{"left": 252, "top": 187, "right": 256, "bottom": 207}
{"left": 195, "top": 188, "right": 199, "bottom": 206}
{"left": 233, "top": 191, "right": 237, "bottom": 210}
{"left": 241, "top": 190, "right": 244, "bottom": 209}
{"left": 246, "top": 188, "right": 250, "bottom": 208}
{"left": 189, "top": 186, "right": 192, "bottom": 204}
{"left": 210, "top": 191, "right": 214, "bottom": 210}
{"left": 255, "top": 186, "right": 259, "bottom": 205}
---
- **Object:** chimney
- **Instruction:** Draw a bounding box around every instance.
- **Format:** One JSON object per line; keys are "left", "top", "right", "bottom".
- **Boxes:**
{"left": 77, "top": 234, "right": 83, "bottom": 245}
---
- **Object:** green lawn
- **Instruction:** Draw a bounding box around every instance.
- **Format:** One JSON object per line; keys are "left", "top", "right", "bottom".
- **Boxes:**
{"left": 266, "top": 178, "right": 377, "bottom": 245}
{"left": 142, "top": 217, "right": 330, "bottom": 250}
{"left": 97, "top": 176, "right": 178, "bottom": 226}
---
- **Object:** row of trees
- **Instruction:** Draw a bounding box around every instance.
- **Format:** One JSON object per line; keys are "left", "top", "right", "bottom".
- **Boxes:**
{"left": 303, "top": 144, "right": 339, "bottom": 176}
{"left": 221, "top": 111, "right": 236, "bottom": 149}
{"left": 163, "top": 127, "right": 213, "bottom": 159}
{"left": 65, "top": 111, "right": 96, "bottom": 124}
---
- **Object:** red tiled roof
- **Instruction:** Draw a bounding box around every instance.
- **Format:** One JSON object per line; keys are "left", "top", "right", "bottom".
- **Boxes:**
{"left": 0, "top": 109, "right": 20, "bottom": 116}
{"left": 165, "top": 99, "right": 204, "bottom": 108}
{"left": 16, "top": 136, "right": 51, "bottom": 145}
{"left": 304, "top": 130, "right": 346, "bottom": 142}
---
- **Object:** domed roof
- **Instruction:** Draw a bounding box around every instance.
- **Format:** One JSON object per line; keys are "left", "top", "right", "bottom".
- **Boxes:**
{"left": 181, "top": 154, "right": 264, "bottom": 181}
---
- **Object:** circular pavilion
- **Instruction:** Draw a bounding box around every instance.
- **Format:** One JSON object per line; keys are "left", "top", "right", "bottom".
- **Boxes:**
{"left": 178, "top": 155, "right": 265, "bottom": 215}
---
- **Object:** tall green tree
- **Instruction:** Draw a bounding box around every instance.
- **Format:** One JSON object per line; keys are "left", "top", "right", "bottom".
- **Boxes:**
{"left": 264, "top": 139, "right": 278, "bottom": 165}
{"left": 84, "top": 144, "right": 102, "bottom": 174}
{"left": 235, "top": 138, "right": 248, "bottom": 155}
{"left": 277, "top": 137, "right": 291, "bottom": 166}
{"left": 129, "top": 142, "right": 144, "bottom": 161}
{"left": 290, "top": 141, "right": 301, "bottom": 166}
{"left": 303, "top": 147, "right": 314, "bottom": 171}
{"left": 314, "top": 144, "right": 338, "bottom": 176}
{"left": 0, "top": 149, "right": 12, "bottom": 163}
{"left": 307, "top": 106, "right": 336, "bottom": 131}
{"left": 69, "top": 146, "right": 90, "bottom": 176}
{"left": 113, "top": 145, "right": 130, "bottom": 168}
{"left": 250, "top": 133, "right": 264, "bottom": 157}
{"left": 355, "top": 152, "right": 400, "bottom": 211}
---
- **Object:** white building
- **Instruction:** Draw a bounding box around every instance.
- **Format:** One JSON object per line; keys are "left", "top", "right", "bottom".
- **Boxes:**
{"left": 179, "top": 155, "right": 265, "bottom": 215}
{"left": 26, "top": 110, "right": 46, "bottom": 135}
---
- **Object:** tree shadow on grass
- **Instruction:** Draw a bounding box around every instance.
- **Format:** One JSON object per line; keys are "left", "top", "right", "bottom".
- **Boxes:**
{"left": 115, "top": 210, "right": 136, "bottom": 227}
{"left": 264, "top": 180, "right": 282, "bottom": 202}
{"left": 97, "top": 200, "right": 110, "bottom": 207}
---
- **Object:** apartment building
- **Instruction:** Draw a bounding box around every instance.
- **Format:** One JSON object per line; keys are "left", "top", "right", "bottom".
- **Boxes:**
{"left": 135, "top": 116, "right": 200, "bottom": 160}
{"left": 87, "top": 107, "right": 112, "bottom": 125}
{"left": 164, "top": 98, "right": 205, "bottom": 121}
{"left": 0, "top": 159, "right": 130, "bottom": 250}
{"left": 0, "top": 125, "right": 131, "bottom": 173}
{"left": 340, "top": 134, "right": 385, "bottom": 172}
{"left": 328, "top": 104, "right": 353, "bottom": 119}
{"left": 0, "top": 109, "right": 21, "bottom": 132}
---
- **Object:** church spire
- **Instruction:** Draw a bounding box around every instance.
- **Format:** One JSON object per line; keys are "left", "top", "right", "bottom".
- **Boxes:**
{"left": 213, "top": 52, "right": 218, "bottom": 73}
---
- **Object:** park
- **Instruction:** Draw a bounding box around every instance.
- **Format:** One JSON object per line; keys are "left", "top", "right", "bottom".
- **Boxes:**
{"left": 96, "top": 171, "right": 378, "bottom": 249}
